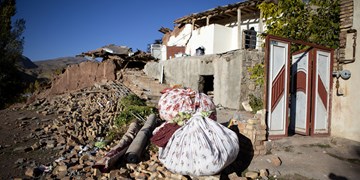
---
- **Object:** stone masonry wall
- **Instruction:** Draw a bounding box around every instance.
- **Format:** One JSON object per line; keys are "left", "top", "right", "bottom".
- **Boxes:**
{"left": 240, "top": 50, "right": 265, "bottom": 107}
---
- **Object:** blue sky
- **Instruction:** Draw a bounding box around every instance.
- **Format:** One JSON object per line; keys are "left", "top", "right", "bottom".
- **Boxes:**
{"left": 15, "top": 0, "right": 242, "bottom": 61}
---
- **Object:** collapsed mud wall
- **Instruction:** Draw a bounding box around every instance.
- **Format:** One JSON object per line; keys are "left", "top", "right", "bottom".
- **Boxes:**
{"left": 44, "top": 60, "right": 118, "bottom": 96}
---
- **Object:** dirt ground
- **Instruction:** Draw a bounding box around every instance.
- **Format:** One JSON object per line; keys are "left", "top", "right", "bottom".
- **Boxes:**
{"left": 0, "top": 107, "right": 58, "bottom": 179}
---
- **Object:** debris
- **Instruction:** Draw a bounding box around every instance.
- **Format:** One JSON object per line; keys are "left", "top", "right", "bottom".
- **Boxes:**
{"left": 25, "top": 167, "right": 43, "bottom": 177}
{"left": 270, "top": 156, "right": 282, "bottom": 166}
{"left": 242, "top": 100, "right": 253, "bottom": 112}
{"left": 245, "top": 171, "right": 259, "bottom": 179}
{"left": 260, "top": 169, "right": 269, "bottom": 177}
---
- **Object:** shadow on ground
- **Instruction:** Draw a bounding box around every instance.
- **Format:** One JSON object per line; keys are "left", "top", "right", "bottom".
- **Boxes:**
{"left": 220, "top": 126, "right": 254, "bottom": 179}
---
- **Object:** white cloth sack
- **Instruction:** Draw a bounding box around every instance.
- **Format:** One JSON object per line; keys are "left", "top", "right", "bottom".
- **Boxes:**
{"left": 158, "top": 113, "right": 239, "bottom": 176}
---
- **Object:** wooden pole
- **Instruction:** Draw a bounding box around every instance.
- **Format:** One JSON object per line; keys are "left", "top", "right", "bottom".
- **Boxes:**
{"left": 237, "top": 8, "right": 242, "bottom": 49}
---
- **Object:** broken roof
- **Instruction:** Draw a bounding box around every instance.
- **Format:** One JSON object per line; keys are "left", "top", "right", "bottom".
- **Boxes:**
{"left": 174, "top": 0, "right": 261, "bottom": 27}
{"left": 78, "top": 44, "right": 131, "bottom": 59}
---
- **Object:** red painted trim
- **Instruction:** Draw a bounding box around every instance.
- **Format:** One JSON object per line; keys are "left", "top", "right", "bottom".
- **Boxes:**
{"left": 317, "top": 74, "right": 328, "bottom": 110}
{"left": 295, "top": 71, "right": 307, "bottom": 93}
{"left": 305, "top": 50, "right": 313, "bottom": 136}
{"left": 310, "top": 49, "right": 317, "bottom": 136}
{"left": 271, "top": 67, "right": 285, "bottom": 112}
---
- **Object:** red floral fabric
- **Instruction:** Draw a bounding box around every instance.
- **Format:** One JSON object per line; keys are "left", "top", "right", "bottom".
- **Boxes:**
{"left": 158, "top": 88, "right": 216, "bottom": 121}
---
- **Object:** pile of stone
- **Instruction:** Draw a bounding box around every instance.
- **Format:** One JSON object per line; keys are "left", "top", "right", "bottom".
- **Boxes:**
{"left": 20, "top": 81, "right": 195, "bottom": 179}
{"left": 21, "top": 81, "right": 136, "bottom": 178}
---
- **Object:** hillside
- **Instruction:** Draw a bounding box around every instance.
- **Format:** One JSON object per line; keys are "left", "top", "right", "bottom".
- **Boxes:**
{"left": 28, "top": 56, "right": 88, "bottom": 80}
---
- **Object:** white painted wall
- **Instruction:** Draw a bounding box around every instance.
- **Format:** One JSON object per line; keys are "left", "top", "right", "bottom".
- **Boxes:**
{"left": 331, "top": 1, "right": 360, "bottom": 142}
{"left": 213, "top": 24, "right": 236, "bottom": 54}
{"left": 150, "top": 44, "right": 167, "bottom": 61}
{"left": 166, "top": 17, "right": 264, "bottom": 56}
{"left": 186, "top": 24, "right": 215, "bottom": 55}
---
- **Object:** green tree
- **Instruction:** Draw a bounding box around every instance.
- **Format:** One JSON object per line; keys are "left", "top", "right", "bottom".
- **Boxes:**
{"left": 0, "top": 0, "right": 26, "bottom": 109}
{"left": 259, "top": 0, "right": 340, "bottom": 51}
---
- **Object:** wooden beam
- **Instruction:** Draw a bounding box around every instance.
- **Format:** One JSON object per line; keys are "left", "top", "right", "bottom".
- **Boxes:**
{"left": 192, "top": 19, "right": 195, "bottom": 31}
{"left": 238, "top": 8, "right": 242, "bottom": 49}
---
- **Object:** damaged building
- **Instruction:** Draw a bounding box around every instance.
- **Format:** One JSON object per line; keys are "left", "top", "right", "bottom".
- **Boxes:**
{"left": 146, "top": 0, "right": 264, "bottom": 110}
{"left": 150, "top": 0, "right": 263, "bottom": 60}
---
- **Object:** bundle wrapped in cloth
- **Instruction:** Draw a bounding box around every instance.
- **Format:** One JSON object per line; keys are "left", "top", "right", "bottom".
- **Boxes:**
{"left": 158, "top": 113, "right": 239, "bottom": 176}
{"left": 158, "top": 88, "right": 216, "bottom": 122}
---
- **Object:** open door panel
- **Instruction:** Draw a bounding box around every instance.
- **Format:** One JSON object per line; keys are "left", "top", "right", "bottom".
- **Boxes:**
{"left": 265, "top": 36, "right": 291, "bottom": 138}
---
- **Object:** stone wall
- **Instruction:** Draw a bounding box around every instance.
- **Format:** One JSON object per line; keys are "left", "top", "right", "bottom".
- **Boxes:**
{"left": 240, "top": 50, "right": 264, "bottom": 105}
{"left": 144, "top": 49, "right": 265, "bottom": 110}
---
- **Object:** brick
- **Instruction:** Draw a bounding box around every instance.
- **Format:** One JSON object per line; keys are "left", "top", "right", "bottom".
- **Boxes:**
{"left": 270, "top": 156, "right": 282, "bottom": 166}
{"left": 257, "top": 135, "right": 267, "bottom": 140}
{"left": 254, "top": 140, "right": 262, "bottom": 146}
{"left": 247, "top": 118, "right": 258, "bottom": 125}
{"left": 237, "top": 122, "right": 246, "bottom": 131}
{"left": 259, "top": 149, "right": 267, "bottom": 155}
{"left": 246, "top": 125, "right": 255, "bottom": 130}
{"left": 255, "top": 145, "right": 265, "bottom": 150}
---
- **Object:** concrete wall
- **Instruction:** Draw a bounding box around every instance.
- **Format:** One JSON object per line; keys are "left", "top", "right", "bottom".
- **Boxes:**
{"left": 212, "top": 51, "right": 243, "bottom": 109}
{"left": 331, "top": 1, "right": 360, "bottom": 142}
{"left": 144, "top": 49, "right": 265, "bottom": 110}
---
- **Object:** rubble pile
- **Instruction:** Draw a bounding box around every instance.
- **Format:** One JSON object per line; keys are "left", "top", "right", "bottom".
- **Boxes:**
{"left": 19, "top": 81, "right": 202, "bottom": 179}
{"left": 21, "top": 81, "right": 140, "bottom": 178}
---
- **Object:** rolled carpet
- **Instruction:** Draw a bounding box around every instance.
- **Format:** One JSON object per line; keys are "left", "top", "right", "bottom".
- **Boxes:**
{"left": 125, "top": 114, "right": 157, "bottom": 163}
{"left": 93, "top": 120, "right": 141, "bottom": 172}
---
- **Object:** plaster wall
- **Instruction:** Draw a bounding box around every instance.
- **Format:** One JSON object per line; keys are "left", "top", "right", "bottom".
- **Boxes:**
{"left": 331, "top": 1, "right": 360, "bottom": 142}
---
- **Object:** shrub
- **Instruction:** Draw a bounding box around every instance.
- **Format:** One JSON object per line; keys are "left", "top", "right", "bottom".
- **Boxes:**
{"left": 249, "top": 94, "right": 263, "bottom": 114}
